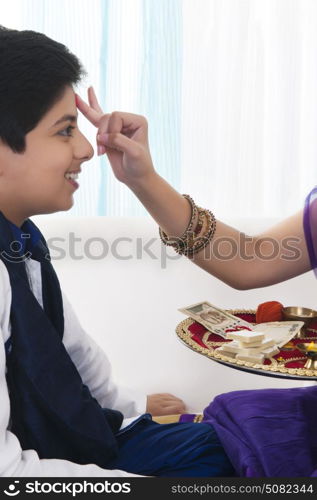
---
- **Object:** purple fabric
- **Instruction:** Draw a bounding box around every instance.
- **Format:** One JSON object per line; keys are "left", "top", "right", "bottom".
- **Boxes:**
{"left": 303, "top": 186, "right": 317, "bottom": 277}
{"left": 179, "top": 414, "right": 198, "bottom": 423}
{"left": 202, "top": 386, "right": 317, "bottom": 477}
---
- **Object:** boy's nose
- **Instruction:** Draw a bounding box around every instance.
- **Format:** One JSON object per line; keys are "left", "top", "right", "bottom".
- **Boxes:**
{"left": 75, "top": 132, "right": 94, "bottom": 162}
{"left": 83, "top": 142, "right": 94, "bottom": 162}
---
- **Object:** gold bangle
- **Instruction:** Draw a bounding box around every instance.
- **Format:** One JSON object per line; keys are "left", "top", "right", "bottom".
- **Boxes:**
{"left": 180, "top": 209, "right": 217, "bottom": 257}
{"left": 171, "top": 212, "right": 217, "bottom": 257}
{"left": 159, "top": 194, "right": 198, "bottom": 246}
{"left": 159, "top": 195, "right": 217, "bottom": 258}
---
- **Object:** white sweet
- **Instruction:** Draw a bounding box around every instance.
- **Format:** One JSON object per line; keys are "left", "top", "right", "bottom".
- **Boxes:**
{"left": 216, "top": 346, "right": 237, "bottom": 358}
{"left": 217, "top": 335, "right": 280, "bottom": 364}
{"left": 220, "top": 341, "right": 241, "bottom": 354}
{"left": 236, "top": 352, "right": 265, "bottom": 364}
{"left": 261, "top": 346, "right": 280, "bottom": 358}
{"left": 227, "top": 330, "right": 265, "bottom": 344}
{"left": 239, "top": 337, "right": 276, "bottom": 352}
{"left": 239, "top": 341, "right": 263, "bottom": 348}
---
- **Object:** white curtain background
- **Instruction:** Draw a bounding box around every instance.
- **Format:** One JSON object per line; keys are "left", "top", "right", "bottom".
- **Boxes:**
{"left": 0, "top": 0, "right": 316, "bottom": 219}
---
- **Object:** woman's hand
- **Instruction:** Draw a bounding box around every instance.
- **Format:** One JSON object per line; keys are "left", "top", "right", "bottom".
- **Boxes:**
{"left": 75, "top": 86, "right": 156, "bottom": 187}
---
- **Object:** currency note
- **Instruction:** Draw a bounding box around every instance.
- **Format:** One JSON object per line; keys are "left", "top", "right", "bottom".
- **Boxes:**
{"left": 178, "top": 301, "right": 254, "bottom": 338}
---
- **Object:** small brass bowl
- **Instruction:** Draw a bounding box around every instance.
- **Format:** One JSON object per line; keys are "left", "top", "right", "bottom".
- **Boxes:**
{"left": 297, "top": 343, "right": 317, "bottom": 369}
{"left": 282, "top": 306, "right": 317, "bottom": 338}
{"left": 282, "top": 306, "right": 317, "bottom": 324}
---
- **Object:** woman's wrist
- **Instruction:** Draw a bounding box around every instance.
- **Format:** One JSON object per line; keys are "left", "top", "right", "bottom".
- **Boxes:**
{"left": 126, "top": 169, "right": 161, "bottom": 196}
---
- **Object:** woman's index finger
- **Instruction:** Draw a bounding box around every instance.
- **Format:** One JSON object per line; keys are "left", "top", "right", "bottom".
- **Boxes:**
{"left": 88, "top": 86, "right": 103, "bottom": 114}
{"left": 75, "top": 93, "right": 102, "bottom": 127}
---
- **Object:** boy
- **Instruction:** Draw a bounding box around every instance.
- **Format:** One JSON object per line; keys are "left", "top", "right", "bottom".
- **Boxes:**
{"left": 0, "top": 26, "right": 234, "bottom": 477}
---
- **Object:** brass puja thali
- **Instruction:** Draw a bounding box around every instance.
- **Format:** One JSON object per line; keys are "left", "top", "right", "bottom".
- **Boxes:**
{"left": 176, "top": 309, "right": 317, "bottom": 380}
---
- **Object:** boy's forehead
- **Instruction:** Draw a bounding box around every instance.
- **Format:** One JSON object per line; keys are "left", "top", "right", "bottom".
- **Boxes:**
{"left": 42, "top": 87, "right": 78, "bottom": 127}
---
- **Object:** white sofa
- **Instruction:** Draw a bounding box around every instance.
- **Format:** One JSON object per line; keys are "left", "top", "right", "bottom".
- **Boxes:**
{"left": 32, "top": 215, "right": 317, "bottom": 413}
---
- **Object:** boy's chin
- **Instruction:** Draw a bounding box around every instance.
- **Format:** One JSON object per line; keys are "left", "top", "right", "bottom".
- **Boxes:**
{"left": 62, "top": 199, "right": 74, "bottom": 211}
{"left": 57, "top": 196, "right": 75, "bottom": 212}
{"left": 38, "top": 199, "right": 74, "bottom": 216}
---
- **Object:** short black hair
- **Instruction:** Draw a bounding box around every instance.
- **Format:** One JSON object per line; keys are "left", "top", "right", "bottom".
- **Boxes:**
{"left": 0, "top": 26, "right": 86, "bottom": 153}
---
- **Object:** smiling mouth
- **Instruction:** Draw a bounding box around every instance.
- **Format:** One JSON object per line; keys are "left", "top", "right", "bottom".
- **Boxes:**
{"left": 65, "top": 172, "right": 79, "bottom": 189}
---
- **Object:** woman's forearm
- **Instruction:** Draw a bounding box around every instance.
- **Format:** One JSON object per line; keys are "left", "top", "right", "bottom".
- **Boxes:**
{"left": 129, "top": 172, "right": 193, "bottom": 238}
{"left": 128, "top": 173, "right": 311, "bottom": 291}
{"left": 128, "top": 172, "right": 256, "bottom": 290}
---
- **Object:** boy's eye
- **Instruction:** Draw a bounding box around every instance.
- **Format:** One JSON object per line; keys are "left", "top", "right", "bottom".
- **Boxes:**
{"left": 58, "top": 125, "right": 75, "bottom": 137}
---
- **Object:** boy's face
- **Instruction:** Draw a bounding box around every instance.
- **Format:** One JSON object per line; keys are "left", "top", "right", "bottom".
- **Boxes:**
{"left": 0, "top": 85, "right": 94, "bottom": 227}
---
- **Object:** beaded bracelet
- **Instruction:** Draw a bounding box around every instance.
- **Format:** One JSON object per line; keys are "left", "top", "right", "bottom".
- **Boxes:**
{"left": 159, "top": 196, "right": 217, "bottom": 257}
{"left": 184, "top": 209, "right": 217, "bottom": 257}
{"left": 174, "top": 209, "right": 217, "bottom": 257}
{"left": 159, "top": 194, "right": 198, "bottom": 247}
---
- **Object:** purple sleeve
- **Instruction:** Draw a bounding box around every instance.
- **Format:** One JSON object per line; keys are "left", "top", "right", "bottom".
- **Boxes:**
{"left": 303, "top": 186, "right": 317, "bottom": 277}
